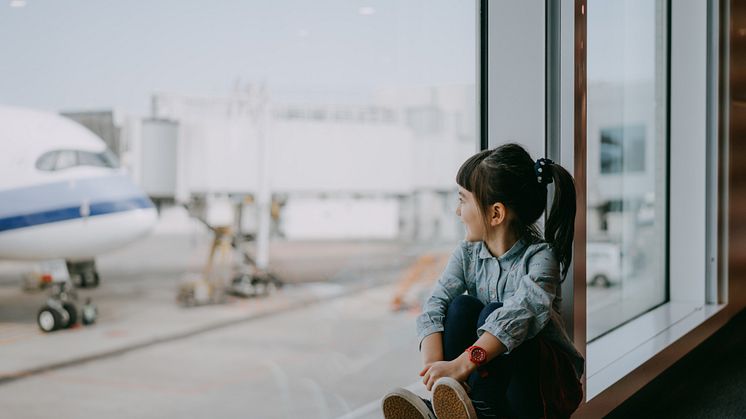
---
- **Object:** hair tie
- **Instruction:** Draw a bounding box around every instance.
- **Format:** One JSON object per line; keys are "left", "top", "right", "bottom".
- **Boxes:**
{"left": 534, "top": 158, "right": 554, "bottom": 185}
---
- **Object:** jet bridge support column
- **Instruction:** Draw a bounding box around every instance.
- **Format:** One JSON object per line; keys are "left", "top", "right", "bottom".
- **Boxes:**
{"left": 255, "top": 85, "right": 271, "bottom": 272}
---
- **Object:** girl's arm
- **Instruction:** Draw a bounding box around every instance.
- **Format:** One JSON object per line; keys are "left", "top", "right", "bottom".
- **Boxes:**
{"left": 420, "top": 332, "right": 444, "bottom": 366}
{"left": 416, "top": 243, "right": 470, "bottom": 360}
{"left": 421, "top": 331, "right": 507, "bottom": 389}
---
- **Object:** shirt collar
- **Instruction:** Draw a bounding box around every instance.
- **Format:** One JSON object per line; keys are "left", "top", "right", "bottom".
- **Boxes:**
{"left": 478, "top": 239, "right": 527, "bottom": 261}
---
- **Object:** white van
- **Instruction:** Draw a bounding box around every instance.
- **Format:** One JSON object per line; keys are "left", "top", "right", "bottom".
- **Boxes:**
{"left": 586, "top": 241, "right": 622, "bottom": 287}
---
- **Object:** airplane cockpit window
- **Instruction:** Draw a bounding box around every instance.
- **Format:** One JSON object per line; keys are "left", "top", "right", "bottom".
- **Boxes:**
{"left": 77, "top": 150, "right": 119, "bottom": 169}
{"left": 35, "top": 151, "right": 57, "bottom": 171}
{"left": 53, "top": 150, "right": 77, "bottom": 171}
{"left": 36, "top": 149, "right": 119, "bottom": 171}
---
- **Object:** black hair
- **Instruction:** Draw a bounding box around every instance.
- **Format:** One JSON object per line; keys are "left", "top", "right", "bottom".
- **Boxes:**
{"left": 456, "top": 143, "right": 577, "bottom": 279}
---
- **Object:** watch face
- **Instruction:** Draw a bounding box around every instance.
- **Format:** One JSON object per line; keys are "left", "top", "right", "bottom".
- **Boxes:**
{"left": 470, "top": 347, "right": 487, "bottom": 364}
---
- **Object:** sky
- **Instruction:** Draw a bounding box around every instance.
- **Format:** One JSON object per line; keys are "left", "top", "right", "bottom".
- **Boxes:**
{"left": 0, "top": 0, "right": 476, "bottom": 115}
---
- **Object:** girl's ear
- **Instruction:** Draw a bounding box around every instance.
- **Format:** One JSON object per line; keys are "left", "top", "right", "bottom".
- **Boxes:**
{"left": 490, "top": 202, "right": 507, "bottom": 226}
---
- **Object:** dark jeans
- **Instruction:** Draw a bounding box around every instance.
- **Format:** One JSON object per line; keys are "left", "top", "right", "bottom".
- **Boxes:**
{"left": 443, "top": 295, "right": 543, "bottom": 419}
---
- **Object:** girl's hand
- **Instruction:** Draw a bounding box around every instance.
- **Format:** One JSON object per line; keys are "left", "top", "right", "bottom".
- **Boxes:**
{"left": 419, "top": 355, "right": 475, "bottom": 391}
{"left": 419, "top": 361, "right": 435, "bottom": 377}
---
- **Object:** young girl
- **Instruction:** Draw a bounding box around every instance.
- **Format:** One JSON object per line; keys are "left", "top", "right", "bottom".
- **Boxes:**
{"left": 382, "top": 144, "right": 584, "bottom": 419}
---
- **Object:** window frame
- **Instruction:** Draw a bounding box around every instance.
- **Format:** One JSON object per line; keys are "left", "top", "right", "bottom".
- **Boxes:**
{"left": 482, "top": 0, "right": 731, "bottom": 415}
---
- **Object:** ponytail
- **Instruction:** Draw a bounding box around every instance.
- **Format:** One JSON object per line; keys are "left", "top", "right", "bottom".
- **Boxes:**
{"left": 544, "top": 162, "right": 576, "bottom": 280}
{"left": 457, "top": 144, "right": 577, "bottom": 280}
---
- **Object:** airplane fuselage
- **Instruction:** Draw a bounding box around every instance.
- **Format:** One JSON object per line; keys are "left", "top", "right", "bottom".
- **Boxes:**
{"left": 0, "top": 105, "right": 157, "bottom": 262}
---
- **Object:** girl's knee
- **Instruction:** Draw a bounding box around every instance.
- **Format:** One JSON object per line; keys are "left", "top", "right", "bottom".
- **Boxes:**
{"left": 477, "top": 301, "right": 503, "bottom": 326}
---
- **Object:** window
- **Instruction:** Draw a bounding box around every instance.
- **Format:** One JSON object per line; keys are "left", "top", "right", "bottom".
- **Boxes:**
{"left": 1, "top": 2, "right": 477, "bottom": 417}
{"left": 35, "top": 149, "right": 119, "bottom": 171}
{"left": 35, "top": 151, "right": 57, "bottom": 171}
{"left": 54, "top": 150, "right": 78, "bottom": 171}
{"left": 586, "top": 0, "right": 669, "bottom": 341}
{"left": 77, "top": 150, "right": 119, "bottom": 169}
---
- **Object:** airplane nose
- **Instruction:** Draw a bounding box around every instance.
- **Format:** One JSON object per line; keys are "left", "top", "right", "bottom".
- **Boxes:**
{"left": 134, "top": 196, "right": 158, "bottom": 232}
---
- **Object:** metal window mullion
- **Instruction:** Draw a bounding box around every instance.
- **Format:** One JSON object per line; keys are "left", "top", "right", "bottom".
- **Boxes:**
{"left": 719, "top": 0, "right": 730, "bottom": 304}
{"left": 546, "top": 0, "right": 561, "bottom": 159}
{"left": 479, "top": 0, "right": 489, "bottom": 151}
{"left": 706, "top": 0, "right": 721, "bottom": 304}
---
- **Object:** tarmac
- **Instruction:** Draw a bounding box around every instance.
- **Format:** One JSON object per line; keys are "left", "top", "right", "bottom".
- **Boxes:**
{"left": 0, "top": 214, "right": 439, "bottom": 418}
{"left": 0, "top": 210, "right": 621, "bottom": 418}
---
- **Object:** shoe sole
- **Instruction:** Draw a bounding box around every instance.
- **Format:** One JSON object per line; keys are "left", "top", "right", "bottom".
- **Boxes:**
{"left": 381, "top": 388, "right": 436, "bottom": 419}
{"left": 432, "top": 377, "right": 478, "bottom": 419}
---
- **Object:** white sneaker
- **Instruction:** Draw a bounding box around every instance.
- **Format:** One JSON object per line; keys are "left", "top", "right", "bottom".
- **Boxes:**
{"left": 381, "top": 387, "right": 436, "bottom": 419}
{"left": 432, "top": 377, "right": 478, "bottom": 419}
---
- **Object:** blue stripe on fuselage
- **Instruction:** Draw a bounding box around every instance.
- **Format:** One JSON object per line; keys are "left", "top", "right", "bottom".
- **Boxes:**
{"left": 0, "top": 197, "right": 154, "bottom": 232}
{"left": 0, "top": 174, "right": 148, "bottom": 218}
{"left": 0, "top": 175, "right": 155, "bottom": 232}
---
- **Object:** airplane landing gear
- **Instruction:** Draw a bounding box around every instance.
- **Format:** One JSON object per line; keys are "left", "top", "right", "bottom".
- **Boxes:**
{"left": 81, "top": 298, "right": 97, "bottom": 325}
{"left": 36, "top": 279, "right": 97, "bottom": 333}
{"left": 37, "top": 302, "right": 66, "bottom": 333}
{"left": 67, "top": 260, "right": 100, "bottom": 289}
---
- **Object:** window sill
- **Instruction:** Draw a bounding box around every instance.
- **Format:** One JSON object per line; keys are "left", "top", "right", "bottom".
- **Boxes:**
{"left": 586, "top": 301, "right": 725, "bottom": 399}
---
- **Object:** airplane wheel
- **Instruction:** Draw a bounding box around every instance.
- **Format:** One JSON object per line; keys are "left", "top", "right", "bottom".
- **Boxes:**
{"left": 37, "top": 306, "right": 62, "bottom": 332}
{"left": 81, "top": 300, "right": 97, "bottom": 325}
{"left": 62, "top": 302, "right": 78, "bottom": 328}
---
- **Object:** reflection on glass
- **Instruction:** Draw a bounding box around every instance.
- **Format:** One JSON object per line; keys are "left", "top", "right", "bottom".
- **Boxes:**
{"left": 600, "top": 125, "right": 646, "bottom": 174}
{"left": 586, "top": 0, "right": 668, "bottom": 341}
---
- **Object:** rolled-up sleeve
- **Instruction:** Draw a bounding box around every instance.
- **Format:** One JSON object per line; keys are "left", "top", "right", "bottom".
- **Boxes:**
{"left": 477, "top": 247, "right": 559, "bottom": 352}
{"left": 415, "top": 243, "right": 468, "bottom": 348}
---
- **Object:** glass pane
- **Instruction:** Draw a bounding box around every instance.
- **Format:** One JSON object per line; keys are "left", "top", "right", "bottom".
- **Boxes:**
{"left": 54, "top": 150, "right": 78, "bottom": 171}
{"left": 586, "top": 0, "right": 668, "bottom": 341}
{"left": 75, "top": 150, "right": 119, "bottom": 168}
{"left": 35, "top": 151, "right": 57, "bottom": 171}
{"left": 77, "top": 151, "right": 109, "bottom": 168}
{"left": 0, "top": 1, "right": 476, "bottom": 417}
{"left": 100, "top": 149, "right": 120, "bottom": 168}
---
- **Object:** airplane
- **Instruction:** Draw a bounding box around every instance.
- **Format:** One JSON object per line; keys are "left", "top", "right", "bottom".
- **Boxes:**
{"left": 0, "top": 105, "right": 158, "bottom": 332}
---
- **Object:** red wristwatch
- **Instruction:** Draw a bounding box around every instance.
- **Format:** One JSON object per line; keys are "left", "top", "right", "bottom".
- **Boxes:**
{"left": 465, "top": 345, "right": 488, "bottom": 366}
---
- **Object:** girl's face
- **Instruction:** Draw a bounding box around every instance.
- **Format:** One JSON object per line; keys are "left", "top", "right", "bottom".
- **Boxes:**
{"left": 456, "top": 187, "right": 486, "bottom": 242}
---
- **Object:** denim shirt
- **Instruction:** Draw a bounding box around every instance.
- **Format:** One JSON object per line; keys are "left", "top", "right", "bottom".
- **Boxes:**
{"left": 416, "top": 239, "right": 585, "bottom": 379}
